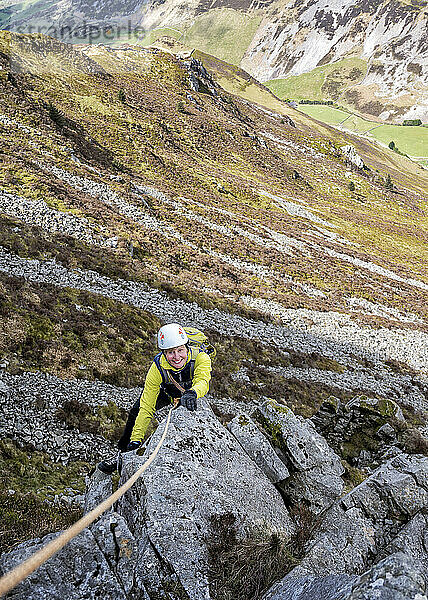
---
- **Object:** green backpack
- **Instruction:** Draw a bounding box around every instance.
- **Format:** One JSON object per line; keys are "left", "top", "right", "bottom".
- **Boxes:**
{"left": 184, "top": 326, "right": 216, "bottom": 359}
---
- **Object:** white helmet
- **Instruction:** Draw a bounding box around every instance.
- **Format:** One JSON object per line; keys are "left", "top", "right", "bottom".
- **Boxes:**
{"left": 157, "top": 323, "right": 188, "bottom": 350}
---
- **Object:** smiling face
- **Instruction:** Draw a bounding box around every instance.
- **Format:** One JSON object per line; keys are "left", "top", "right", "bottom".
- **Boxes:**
{"left": 164, "top": 344, "right": 188, "bottom": 369}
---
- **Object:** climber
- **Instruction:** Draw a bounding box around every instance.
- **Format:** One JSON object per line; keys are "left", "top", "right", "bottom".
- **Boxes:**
{"left": 98, "top": 323, "right": 212, "bottom": 474}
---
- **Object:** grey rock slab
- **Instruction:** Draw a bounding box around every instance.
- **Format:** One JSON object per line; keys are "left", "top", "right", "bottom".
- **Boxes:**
{"left": 379, "top": 511, "right": 428, "bottom": 584}
{"left": 227, "top": 413, "right": 290, "bottom": 483}
{"left": 90, "top": 513, "right": 140, "bottom": 596}
{"left": 255, "top": 399, "right": 344, "bottom": 512}
{"left": 346, "top": 552, "right": 427, "bottom": 600}
{"left": 262, "top": 552, "right": 427, "bottom": 600}
{"left": 292, "top": 504, "right": 377, "bottom": 576}
{"left": 341, "top": 454, "right": 428, "bottom": 523}
{"left": 0, "top": 522, "right": 133, "bottom": 600}
{"left": 84, "top": 466, "right": 113, "bottom": 514}
{"left": 118, "top": 403, "right": 295, "bottom": 600}
{"left": 262, "top": 573, "right": 357, "bottom": 600}
{"left": 289, "top": 453, "right": 428, "bottom": 578}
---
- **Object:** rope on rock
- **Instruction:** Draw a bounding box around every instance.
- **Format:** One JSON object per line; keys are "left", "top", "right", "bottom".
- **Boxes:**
{"left": 0, "top": 406, "right": 175, "bottom": 598}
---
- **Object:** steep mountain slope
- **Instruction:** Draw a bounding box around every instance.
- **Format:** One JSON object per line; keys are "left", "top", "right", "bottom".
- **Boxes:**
{"left": 0, "top": 31, "right": 427, "bottom": 567}
{"left": 1, "top": 0, "right": 427, "bottom": 120}
{"left": 242, "top": 0, "right": 428, "bottom": 121}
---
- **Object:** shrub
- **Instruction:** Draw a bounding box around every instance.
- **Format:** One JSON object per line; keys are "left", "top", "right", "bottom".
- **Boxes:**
{"left": 207, "top": 507, "right": 318, "bottom": 600}
{"left": 118, "top": 88, "right": 126, "bottom": 102}
{"left": 0, "top": 489, "right": 82, "bottom": 554}
{"left": 388, "top": 141, "right": 395, "bottom": 150}
{"left": 403, "top": 119, "right": 421, "bottom": 126}
{"left": 56, "top": 399, "right": 127, "bottom": 441}
{"left": 348, "top": 181, "right": 355, "bottom": 191}
{"left": 47, "top": 101, "right": 65, "bottom": 127}
{"left": 384, "top": 174, "right": 394, "bottom": 191}
{"left": 207, "top": 513, "right": 296, "bottom": 600}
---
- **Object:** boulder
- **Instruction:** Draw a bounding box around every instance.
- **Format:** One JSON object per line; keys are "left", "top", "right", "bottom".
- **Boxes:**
{"left": 255, "top": 399, "right": 344, "bottom": 513}
{"left": 0, "top": 401, "right": 294, "bottom": 600}
{"left": 341, "top": 145, "right": 366, "bottom": 170}
{"left": 227, "top": 413, "right": 290, "bottom": 483}
{"left": 311, "top": 395, "right": 405, "bottom": 466}
{"left": 0, "top": 513, "right": 143, "bottom": 600}
{"left": 289, "top": 453, "right": 428, "bottom": 577}
{"left": 263, "top": 552, "right": 427, "bottom": 600}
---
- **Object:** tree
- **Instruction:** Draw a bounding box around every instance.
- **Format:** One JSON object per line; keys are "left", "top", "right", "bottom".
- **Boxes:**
{"left": 385, "top": 174, "right": 394, "bottom": 192}
{"left": 118, "top": 88, "right": 126, "bottom": 103}
{"left": 47, "top": 101, "right": 65, "bottom": 127}
{"left": 388, "top": 141, "right": 395, "bottom": 150}
{"left": 348, "top": 181, "right": 355, "bottom": 192}
{"left": 403, "top": 119, "right": 422, "bottom": 126}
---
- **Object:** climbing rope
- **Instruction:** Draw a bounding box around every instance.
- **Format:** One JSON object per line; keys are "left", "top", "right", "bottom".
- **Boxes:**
{"left": 0, "top": 406, "right": 175, "bottom": 598}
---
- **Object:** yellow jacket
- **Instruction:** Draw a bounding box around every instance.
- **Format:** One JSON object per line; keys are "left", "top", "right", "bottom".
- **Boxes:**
{"left": 130, "top": 348, "right": 212, "bottom": 441}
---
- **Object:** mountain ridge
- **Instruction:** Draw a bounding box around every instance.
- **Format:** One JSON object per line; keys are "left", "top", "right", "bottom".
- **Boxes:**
{"left": 1, "top": 0, "right": 427, "bottom": 120}
{"left": 0, "top": 34, "right": 427, "bottom": 595}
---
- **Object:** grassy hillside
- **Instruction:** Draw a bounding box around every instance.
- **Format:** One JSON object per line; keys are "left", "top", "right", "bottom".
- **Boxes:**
{"left": 265, "top": 59, "right": 368, "bottom": 103}
{"left": 137, "top": 9, "right": 262, "bottom": 65}
{"left": 0, "top": 32, "right": 427, "bottom": 551}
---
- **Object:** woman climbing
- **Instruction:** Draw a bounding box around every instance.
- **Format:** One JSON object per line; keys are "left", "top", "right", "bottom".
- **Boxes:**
{"left": 98, "top": 323, "right": 212, "bottom": 473}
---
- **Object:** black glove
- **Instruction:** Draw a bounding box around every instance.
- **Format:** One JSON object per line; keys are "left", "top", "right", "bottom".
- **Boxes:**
{"left": 126, "top": 440, "right": 142, "bottom": 452}
{"left": 180, "top": 389, "right": 197, "bottom": 411}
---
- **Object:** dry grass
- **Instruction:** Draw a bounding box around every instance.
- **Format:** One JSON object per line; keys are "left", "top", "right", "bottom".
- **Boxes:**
{"left": 207, "top": 506, "right": 318, "bottom": 600}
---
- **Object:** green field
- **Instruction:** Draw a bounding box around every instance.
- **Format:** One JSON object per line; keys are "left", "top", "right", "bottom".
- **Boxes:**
{"left": 139, "top": 10, "right": 261, "bottom": 66}
{"left": 297, "top": 104, "right": 428, "bottom": 159}
{"left": 137, "top": 27, "right": 184, "bottom": 47}
{"left": 265, "top": 58, "right": 367, "bottom": 102}
{"left": 182, "top": 10, "right": 261, "bottom": 65}
{"left": 0, "top": 0, "right": 53, "bottom": 28}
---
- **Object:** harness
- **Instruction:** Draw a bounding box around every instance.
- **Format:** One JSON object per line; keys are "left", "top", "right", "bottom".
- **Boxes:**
{"left": 153, "top": 350, "right": 198, "bottom": 399}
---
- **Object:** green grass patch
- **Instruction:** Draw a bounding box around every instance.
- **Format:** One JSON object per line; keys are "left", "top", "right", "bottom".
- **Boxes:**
{"left": 297, "top": 104, "right": 353, "bottom": 126}
{"left": 265, "top": 59, "right": 367, "bottom": 102}
{"left": 371, "top": 123, "right": 428, "bottom": 157}
{"left": 182, "top": 9, "right": 262, "bottom": 65}
{"left": 0, "top": 438, "right": 87, "bottom": 553}
{"left": 297, "top": 104, "right": 428, "bottom": 157}
{"left": 138, "top": 27, "right": 184, "bottom": 47}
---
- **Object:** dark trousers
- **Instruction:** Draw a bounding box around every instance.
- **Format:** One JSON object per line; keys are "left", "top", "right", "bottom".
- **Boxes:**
{"left": 117, "top": 389, "right": 172, "bottom": 451}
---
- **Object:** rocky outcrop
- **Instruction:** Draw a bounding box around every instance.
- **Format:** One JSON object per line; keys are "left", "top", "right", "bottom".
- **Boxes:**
{"left": 0, "top": 401, "right": 294, "bottom": 600}
{"left": 227, "top": 413, "right": 290, "bottom": 483}
{"left": 117, "top": 401, "right": 294, "bottom": 600}
{"left": 311, "top": 394, "right": 405, "bottom": 467}
{"left": 288, "top": 452, "right": 428, "bottom": 578}
{"left": 263, "top": 552, "right": 427, "bottom": 600}
{"left": 255, "top": 399, "right": 344, "bottom": 513}
{"left": 341, "top": 145, "right": 366, "bottom": 170}
{"left": 180, "top": 58, "right": 219, "bottom": 97}
{"left": 1, "top": 400, "right": 427, "bottom": 599}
